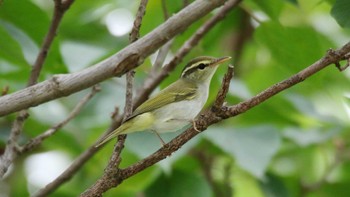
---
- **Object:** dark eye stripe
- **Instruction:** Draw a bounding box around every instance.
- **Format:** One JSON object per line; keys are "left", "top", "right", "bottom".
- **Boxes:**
{"left": 181, "top": 62, "right": 208, "bottom": 78}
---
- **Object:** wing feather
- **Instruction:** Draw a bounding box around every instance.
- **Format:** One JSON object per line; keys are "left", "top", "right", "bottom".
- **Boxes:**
{"left": 126, "top": 79, "right": 197, "bottom": 121}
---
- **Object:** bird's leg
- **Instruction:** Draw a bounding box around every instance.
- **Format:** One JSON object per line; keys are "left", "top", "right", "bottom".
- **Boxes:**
{"left": 152, "top": 130, "right": 166, "bottom": 146}
{"left": 166, "top": 118, "right": 201, "bottom": 132}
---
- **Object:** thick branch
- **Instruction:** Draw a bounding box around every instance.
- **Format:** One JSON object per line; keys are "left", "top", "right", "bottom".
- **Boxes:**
{"left": 0, "top": 0, "right": 227, "bottom": 117}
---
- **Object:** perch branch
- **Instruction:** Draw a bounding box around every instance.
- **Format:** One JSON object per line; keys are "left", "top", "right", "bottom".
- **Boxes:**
{"left": 117, "top": 42, "right": 350, "bottom": 182}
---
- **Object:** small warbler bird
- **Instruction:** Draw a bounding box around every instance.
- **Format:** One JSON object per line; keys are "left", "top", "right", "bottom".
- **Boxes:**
{"left": 96, "top": 56, "right": 231, "bottom": 147}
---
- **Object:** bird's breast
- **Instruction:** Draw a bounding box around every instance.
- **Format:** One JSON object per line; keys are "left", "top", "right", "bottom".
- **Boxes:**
{"left": 152, "top": 84, "right": 209, "bottom": 133}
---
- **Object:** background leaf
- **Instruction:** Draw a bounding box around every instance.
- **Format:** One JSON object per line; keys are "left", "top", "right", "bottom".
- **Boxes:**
{"left": 331, "top": 0, "right": 350, "bottom": 28}
{"left": 206, "top": 126, "right": 281, "bottom": 179}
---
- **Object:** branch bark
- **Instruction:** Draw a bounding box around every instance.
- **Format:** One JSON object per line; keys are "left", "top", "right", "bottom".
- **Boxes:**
{"left": 0, "top": 0, "right": 228, "bottom": 117}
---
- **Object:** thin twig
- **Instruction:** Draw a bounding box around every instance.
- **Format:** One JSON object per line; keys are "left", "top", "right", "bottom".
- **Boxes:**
{"left": 129, "top": 0, "right": 148, "bottom": 43}
{"left": 20, "top": 85, "right": 101, "bottom": 153}
{"left": 191, "top": 149, "right": 229, "bottom": 197}
{"left": 80, "top": 1, "right": 148, "bottom": 196}
{"left": 231, "top": 10, "right": 253, "bottom": 65}
{"left": 335, "top": 56, "right": 350, "bottom": 71}
{"left": 106, "top": 0, "right": 147, "bottom": 176}
{"left": 212, "top": 64, "right": 234, "bottom": 112}
{"left": 222, "top": 48, "right": 350, "bottom": 118}
{"left": 0, "top": 110, "right": 28, "bottom": 177}
{"left": 301, "top": 138, "right": 350, "bottom": 195}
{"left": 161, "top": 0, "right": 169, "bottom": 19}
{"left": 239, "top": 4, "right": 262, "bottom": 24}
{"left": 28, "top": 0, "right": 74, "bottom": 86}
{"left": 1, "top": 85, "right": 9, "bottom": 96}
{"left": 141, "top": 0, "right": 174, "bottom": 95}
{"left": 141, "top": 39, "right": 174, "bottom": 92}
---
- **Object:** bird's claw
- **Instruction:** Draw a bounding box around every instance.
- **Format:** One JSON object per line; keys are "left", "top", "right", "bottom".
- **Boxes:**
{"left": 192, "top": 120, "right": 200, "bottom": 132}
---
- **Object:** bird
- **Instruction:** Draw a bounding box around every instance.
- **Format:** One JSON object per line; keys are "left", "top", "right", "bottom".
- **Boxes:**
{"left": 96, "top": 56, "right": 231, "bottom": 147}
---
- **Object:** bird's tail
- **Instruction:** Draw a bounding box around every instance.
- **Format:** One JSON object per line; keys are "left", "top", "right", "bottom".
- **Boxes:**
{"left": 95, "top": 124, "right": 129, "bottom": 147}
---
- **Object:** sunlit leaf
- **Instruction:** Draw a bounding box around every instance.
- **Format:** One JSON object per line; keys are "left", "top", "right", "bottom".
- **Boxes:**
{"left": 206, "top": 126, "right": 281, "bottom": 179}
{"left": 255, "top": 22, "right": 329, "bottom": 71}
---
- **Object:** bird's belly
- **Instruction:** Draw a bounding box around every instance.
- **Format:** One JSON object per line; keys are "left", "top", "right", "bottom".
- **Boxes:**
{"left": 151, "top": 98, "right": 205, "bottom": 133}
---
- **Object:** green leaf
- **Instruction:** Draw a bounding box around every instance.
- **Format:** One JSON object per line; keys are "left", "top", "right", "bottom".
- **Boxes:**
{"left": 260, "top": 173, "right": 289, "bottom": 197}
{"left": 285, "top": 0, "right": 298, "bottom": 5}
{"left": 255, "top": 22, "right": 329, "bottom": 71}
{"left": 251, "top": 0, "right": 283, "bottom": 20}
{"left": 283, "top": 127, "right": 341, "bottom": 147}
{"left": 232, "top": 167, "right": 265, "bottom": 197}
{"left": 206, "top": 125, "right": 281, "bottom": 179}
{"left": 331, "top": 0, "right": 350, "bottom": 28}
{"left": 0, "top": 25, "right": 28, "bottom": 67}
{"left": 125, "top": 130, "right": 200, "bottom": 172}
{"left": 0, "top": 0, "right": 49, "bottom": 44}
{"left": 145, "top": 170, "right": 212, "bottom": 197}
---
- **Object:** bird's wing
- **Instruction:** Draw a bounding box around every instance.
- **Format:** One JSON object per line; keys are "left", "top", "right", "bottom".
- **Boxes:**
{"left": 126, "top": 79, "right": 197, "bottom": 121}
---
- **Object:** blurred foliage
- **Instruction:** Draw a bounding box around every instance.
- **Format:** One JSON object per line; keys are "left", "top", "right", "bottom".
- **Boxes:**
{"left": 1, "top": 0, "right": 350, "bottom": 196}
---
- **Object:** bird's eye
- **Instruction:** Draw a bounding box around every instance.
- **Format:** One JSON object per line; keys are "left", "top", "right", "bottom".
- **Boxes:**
{"left": 198, "top": 63, "right": 206, "bottom": 70}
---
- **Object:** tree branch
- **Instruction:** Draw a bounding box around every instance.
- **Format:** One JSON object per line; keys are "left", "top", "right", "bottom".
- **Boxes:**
{"left": 117, "top": 42, "right": 350, "bottom": 182}
{"left": 28, "top": 0, "right": 74, "bottom": 86}
{"left": 222, "top": 46, "right": 350, "bottom": 119}
{"left": 0, "top": 0, "right": 228, "bottom": 117}
{"left": 212, "top": 64, "right": 234, "bottom": 111}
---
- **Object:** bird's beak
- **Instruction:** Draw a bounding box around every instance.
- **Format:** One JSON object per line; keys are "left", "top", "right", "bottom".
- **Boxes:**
{"left": 211, "top": 56, "right": 232, "bottom": 67}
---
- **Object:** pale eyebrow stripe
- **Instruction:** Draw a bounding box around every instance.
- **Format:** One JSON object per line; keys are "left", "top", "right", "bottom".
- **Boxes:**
{"left": 181, "top": 61, "right": 210, "bottom": 78}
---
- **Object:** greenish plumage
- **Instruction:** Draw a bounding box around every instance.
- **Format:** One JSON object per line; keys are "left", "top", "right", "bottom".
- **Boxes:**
{"left": 126, "top": 79, "right": 197, "bottom": 121}
{"left": 96, "top": 56, "right": 231, "bottom": 147}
